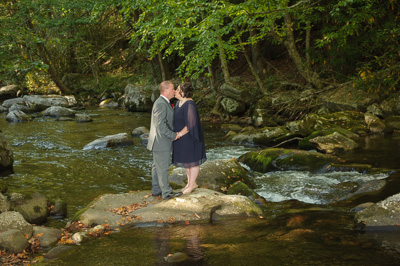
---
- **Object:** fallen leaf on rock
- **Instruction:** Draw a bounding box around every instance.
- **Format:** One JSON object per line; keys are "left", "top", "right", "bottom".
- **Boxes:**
{"left": 144, "top": 193, "right": 151, "bottom": 199}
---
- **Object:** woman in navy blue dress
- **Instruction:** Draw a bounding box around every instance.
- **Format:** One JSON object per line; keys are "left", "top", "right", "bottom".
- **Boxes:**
{"left": 173, "top": 82, "right": 207, "bottom": 194}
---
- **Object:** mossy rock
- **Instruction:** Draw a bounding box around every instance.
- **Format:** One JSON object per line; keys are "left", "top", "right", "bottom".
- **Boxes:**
{"left": 329, "top": 163, "right": 395, "bottom": 175}
{"left": 238, "top": 148, "right": 283, "bottom": 173}
{"left": 385, "top": 116, "right": 400, "bottom": 131}
{"left": 220, "top": 124, "right": 243, "bottom": 133}
{"left": 230, "top": 126, "right": 301, "bottom": 147}
{"left": 227, "top": 181, "right": 257, "bottom": 197}
{"left": 320, "top": 111, "right": 367, "bottom": 135}
{"left": 298, "top": 127, "right": 360, "bottom": 150}
{"left": 169, "top": 159, "right": 256, "bottom": 193}
{"left": 239, "top": 148, "right": 342, "bottom": 173}
{"left": 253, "top": 131, "right": 302, "bottom": 147}
{"left": 10, "top": 192, "right": 48, "bottom": 224}
{"left": 0, "top": 180, "right": 7, "bottom": 194}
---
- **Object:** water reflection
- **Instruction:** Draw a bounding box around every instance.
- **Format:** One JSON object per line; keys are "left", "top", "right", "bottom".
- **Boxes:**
{"left": 153, "top": 225, "right": 205, "bottom": 265}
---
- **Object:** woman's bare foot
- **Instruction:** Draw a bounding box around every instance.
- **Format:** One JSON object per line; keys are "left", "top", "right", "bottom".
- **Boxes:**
{"left": 182, "top": 184, "right": 198, "bottom": 194}
{"left": 182, "top": 184, "right": 198, "bottom": 192}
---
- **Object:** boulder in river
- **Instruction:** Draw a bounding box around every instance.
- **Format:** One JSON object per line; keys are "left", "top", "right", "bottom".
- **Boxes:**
{"left": 0, "top": 229, "right": 30, "bottom": 254}
{"left": 10, "top": 192, "right": 48, "bottom": 225}
{"left": 298, "top": 127, "right": 360, "bottom": 150}
{"left": 0, "top": 133, "right": 14, "bottom": 169}
{"left": 1, "top": 98, "right": 25, "bottom": 110}
{"left": 364, "top": 113, "right": 386, "bottom": 135}
{"left": 76, "top": 189, "right": 263, "bottom": 229}
{"left": 309, "top": 132, "right": 359, "bottom": 154}
{"left": 33, "top": 226, "right": 63, "bottom": 247}
{"left": 239, "top": 148, "right": 342, "bottom": 173}
{"left": 23, "top": 95, "right": 76, "bottom": 112}
{"left": 131, "top": 126, "right": 149, "bottom": 137}
{"left": 355, "top": 193, "right": 400, "bottom": 230}
{"left": 123, "top": 84, "right": 155, "bottom": 112}
{"left": 9, "top": 103, "right": 31, "bottom": 113}
{"left": 228, "top": 126, "right": 300, "bottom": 147}
{"left": 220, "top": 97, "right": 246, "bottom": 115}
{"left": 75, "top": 113, "right": 93, "bottom": 123}
{"left": 82, "top": 133, "right": 133, "bottom": 150}
{"left": 169, "top": 158, "right": 256, "bottom": 191}
{"left": 0, "top": 193, "right": 11, "bottom": 213}
{"left": 0, "top": 211, "right": 33, "bottom": 238}
{"left": 6, "top": 110, "right": 31, "bottom": 123}
{"left": 42, "top": 106, "right": 76, "bottom": 117}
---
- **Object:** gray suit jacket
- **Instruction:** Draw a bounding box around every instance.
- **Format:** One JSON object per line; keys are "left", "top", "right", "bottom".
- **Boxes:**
{"left": 147, "top": 96, "right": 176, "bottom": 152}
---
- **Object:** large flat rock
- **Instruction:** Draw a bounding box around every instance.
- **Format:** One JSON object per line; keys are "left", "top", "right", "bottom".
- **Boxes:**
{"left": 77, "top": 189, "right": 263, "bottom": 229}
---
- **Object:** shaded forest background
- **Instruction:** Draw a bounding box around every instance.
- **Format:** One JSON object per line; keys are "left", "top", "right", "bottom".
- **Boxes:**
{"left": 1, "top": 0, "right": 399, "bottom": 114}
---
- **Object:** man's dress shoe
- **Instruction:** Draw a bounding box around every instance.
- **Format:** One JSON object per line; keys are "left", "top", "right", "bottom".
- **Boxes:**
{"left": 163, "top": 191, "right": 183, "bottom": 200}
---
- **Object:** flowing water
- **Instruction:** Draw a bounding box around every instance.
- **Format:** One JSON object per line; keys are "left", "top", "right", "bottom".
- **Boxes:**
{"left": 1, "top": 107, "right": 400, "bottom": 265}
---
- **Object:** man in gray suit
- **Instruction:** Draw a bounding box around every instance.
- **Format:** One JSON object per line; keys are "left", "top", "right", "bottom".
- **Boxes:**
{"left": 147, "top": 80, "right": 182, "bottom": 200}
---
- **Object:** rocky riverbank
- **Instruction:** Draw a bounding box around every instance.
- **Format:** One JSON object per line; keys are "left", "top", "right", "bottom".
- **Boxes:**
{"left": 1, "top": 83, "right": 400, "bottom": 263}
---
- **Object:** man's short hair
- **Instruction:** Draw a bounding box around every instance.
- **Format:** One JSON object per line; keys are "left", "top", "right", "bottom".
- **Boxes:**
{"left": 160, "top": 80, "right": 173, "bottom": 93}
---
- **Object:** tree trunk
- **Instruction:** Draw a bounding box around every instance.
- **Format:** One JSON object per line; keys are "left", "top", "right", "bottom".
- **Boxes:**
{"left": 149, "top": 60, "right": 160, "bottom": 84}
{"left": 157, "top": 53, "right": 170, "bottom": 81}
{"left": 306, "top": 21, "right": 311, "bottom": 64}
{"left": 217, "top": 36, "right": 231, "bottom": 84}
{"left": 250, "top": 30, "right": 264, "bottom": 75}
{"left": 283, "top": 11, "right": 323, "bottom": 89}
{"left": 207, "top": 65, "right": 217, "bottom": 92}
{"left": 210, "top": 95, "right": 223, "bottom": 119}
{"left": 236, "top": 29, "right": 265, "bottom": 93}
{"left": 37, "top": 43, "right": 72, "bottom": 94}
{"left": 26, "top": 19, "right": 71, "bottom": 94}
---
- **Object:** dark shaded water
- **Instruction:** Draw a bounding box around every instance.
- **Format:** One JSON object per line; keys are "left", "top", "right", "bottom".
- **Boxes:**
{"left": 1, "top": 107, "right": 400, "bottom": 265}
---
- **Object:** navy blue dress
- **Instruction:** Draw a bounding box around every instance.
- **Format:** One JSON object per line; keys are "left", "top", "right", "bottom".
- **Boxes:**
{"left": 173, "top": 100, "right": 207, "bottom": 168}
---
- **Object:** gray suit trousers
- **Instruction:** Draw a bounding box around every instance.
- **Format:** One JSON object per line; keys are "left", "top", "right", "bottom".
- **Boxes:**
{"left": 151, "top": 151, "right": 173, "bottom": 198}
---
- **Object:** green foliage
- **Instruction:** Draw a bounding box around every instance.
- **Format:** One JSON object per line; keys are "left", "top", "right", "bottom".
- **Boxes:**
{"left": 312, "top": 0, "right": 400, "bottom": 90}
{"left": 0, "top": 0, "right": 399, "bottom": 96}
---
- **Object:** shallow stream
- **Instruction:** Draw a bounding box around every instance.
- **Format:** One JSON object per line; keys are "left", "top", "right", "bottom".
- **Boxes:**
{"left": 1, "top": 107, "right": 400, "bottom": 265}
